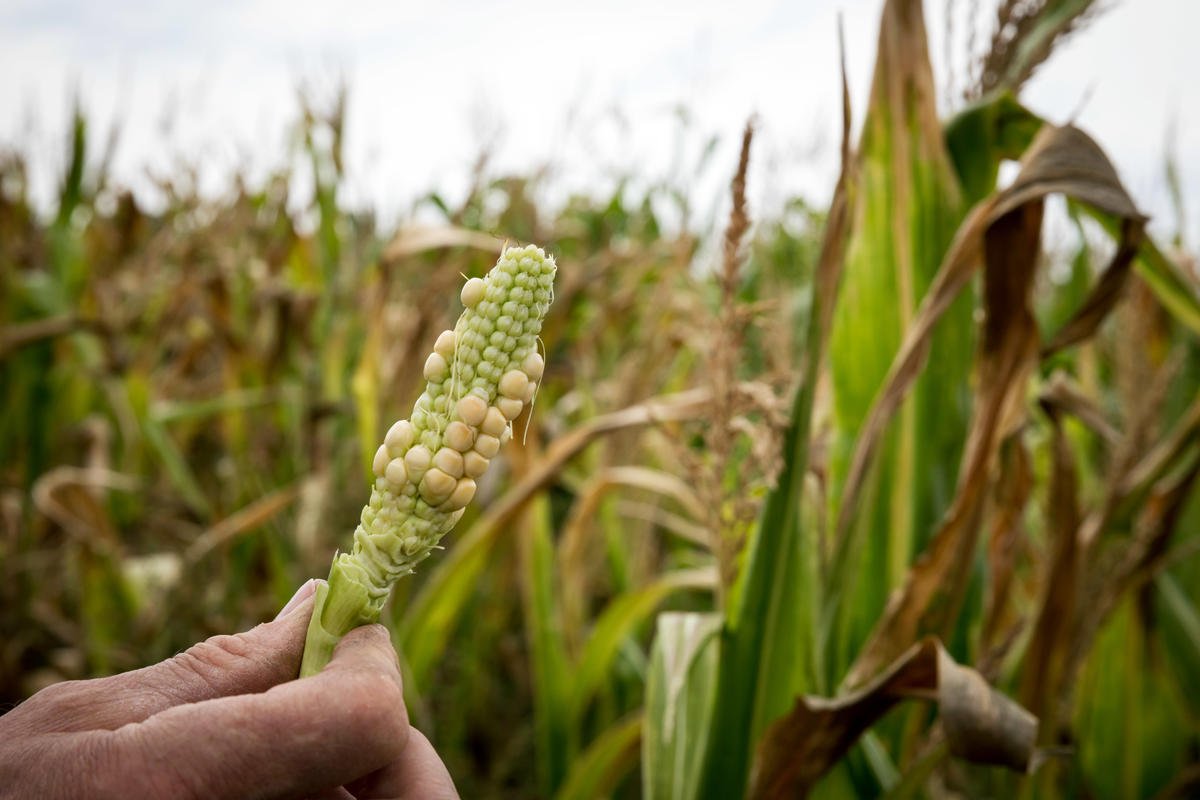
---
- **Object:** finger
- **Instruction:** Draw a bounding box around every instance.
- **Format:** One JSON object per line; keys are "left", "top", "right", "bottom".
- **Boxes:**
{"left": 344, "top": 727, "right": 459, "bottom": 800}
{"left": 304, "top": 788, "right": 355, "bottom": 800}
{"left": 100, "top": 624, "right": 410, "bottom": 800}
{"left": 15, "top": 580, "right": 318, "bottom": 734}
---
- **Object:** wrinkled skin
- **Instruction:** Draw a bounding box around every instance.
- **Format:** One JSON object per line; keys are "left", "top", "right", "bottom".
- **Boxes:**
{"left": 0, "top": 580, "right": 458, "bottom": 800}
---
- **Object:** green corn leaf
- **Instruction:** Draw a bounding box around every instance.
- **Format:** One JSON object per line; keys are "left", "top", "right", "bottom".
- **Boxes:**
{"left": 1156, "top": 571, "right": 1200, "bottom": 716}
{"left": 141, "top": 415, "right": 212, "bottom": 519}
{"left": 519, "top": 493, "right": 573, "bottom": 796}
{"left": 1073, "top": 598, "right": 1190, "bottom": 799}
{"left": 643, "top": 612, "right": 720, "bottom": 800}
{"left": 826, "top": 0, "right": 972, "bottom": 690}
{"left": 695, "top": 305, "right": 825, "bottom": 799}
{"left": 555, "top": 713, "right": 643, "bottom": 800}
{"left": 944, "top": 93, "right": 1043, "bottom": 206}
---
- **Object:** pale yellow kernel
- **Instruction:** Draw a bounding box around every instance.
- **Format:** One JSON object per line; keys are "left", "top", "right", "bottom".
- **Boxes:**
{"left": 385, "top": 458, "right": 409, "bottom": 489}
{"left": 404, "top": 445, "right": 432, "bottom": 474}
{"left": 522, "top": 380, "right": 537, "bottom": 403}
{"left": 460, "top": 277, "right": 486, "bottom": 307}
{"left": 457, "top": 395, "right": 488, "bottom": 426}
{"left": 498, "top": 369, "right": 528, "bottom": 399}
{"left": 474, "top": 433, "right": 500, "bottom": 459}
{"left": 497, "top": 396, "right": 524, "bottom": 420}
{"left": 481, "top": 407, "right": 507, "bottom": 437}
{"left": 499, "top": 427, "right": 512, "bottom": 445}
{"left": 372, "top": 444, "right": 390, "bottom": 477}
{"left": 522, "top": 352, "right": 545, "bottom": 381}
{"left": 420, "top": 468, "right": 456, "bottom": 503}
{"left": 385, "top": 420, "right": 415, "bottom": 453}
{"left": 445, "top": 420, "right": 475, "bottom": 452}
{"left": 433, "top": 447, "right": 464, "bottom": 478}
{"left": 463, "top": 450, "right": 490, "bottom": 478}
{"left": 434, "top": 330, "right": 456, "bottom": 358}
{"left": 424, "top": 352, "right": 448, "bottom": 380}
{"left": 445, "top": 478, "right": 476, "bottom": 509}
{"left": 450, "top": 508, "right": 466, "bottom": 524}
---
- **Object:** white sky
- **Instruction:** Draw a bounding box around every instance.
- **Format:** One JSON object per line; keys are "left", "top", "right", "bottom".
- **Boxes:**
{"left": 2, "top": 0, "right": 1198, "bottom": 244}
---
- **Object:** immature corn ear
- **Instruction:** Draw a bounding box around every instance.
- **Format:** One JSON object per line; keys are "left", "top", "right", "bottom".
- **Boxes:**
{"left": 300, "top": 244, "right": 556, "bottom": 677}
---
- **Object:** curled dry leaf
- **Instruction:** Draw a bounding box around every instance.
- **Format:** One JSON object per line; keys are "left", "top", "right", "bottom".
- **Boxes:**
{"left": 749, "top": 637, "right": 1038, "bottom": 799}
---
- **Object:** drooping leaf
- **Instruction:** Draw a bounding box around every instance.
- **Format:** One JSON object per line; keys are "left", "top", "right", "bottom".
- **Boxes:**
{"left": 749, "top": 637, "right": 1039, "bottom": 799}
{"left": 1084, "top": 209, "right": 1200, "bottom": 336}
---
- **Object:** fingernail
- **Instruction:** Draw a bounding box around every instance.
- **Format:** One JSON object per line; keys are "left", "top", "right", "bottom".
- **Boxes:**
{"left": 275, "top": 579, "right": 317, "bottom": 620}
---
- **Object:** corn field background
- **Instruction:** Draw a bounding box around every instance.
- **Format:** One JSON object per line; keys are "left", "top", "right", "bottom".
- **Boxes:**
{"left": 3, "top": 1, "right": 1200, "bottom": 798}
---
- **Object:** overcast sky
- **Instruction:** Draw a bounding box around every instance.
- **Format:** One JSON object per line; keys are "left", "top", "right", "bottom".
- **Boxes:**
{"left": 2, "top": 0, "right": 1197, "bottom": 243}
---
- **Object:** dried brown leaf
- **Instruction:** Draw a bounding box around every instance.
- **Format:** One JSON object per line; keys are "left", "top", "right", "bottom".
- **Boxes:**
{"left": 1040, "top": 216, "right": 1144, "bottom": 358}
{"left": 1037, "top": 371, "right": 1120, "bottom": 445}
{"left": 981, "top": 434, "right": 1034, "bottom": 655}
{"left": 185, "top": 484, "right": 301, "bottom": 562}
{"left": 1018, "top": 404, "right": 1080, "bottom": 731}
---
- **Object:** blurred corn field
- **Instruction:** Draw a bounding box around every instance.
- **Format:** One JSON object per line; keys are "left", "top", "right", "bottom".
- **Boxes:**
{"left": 3, "top": 1, "right": 1200, "bottom": 798}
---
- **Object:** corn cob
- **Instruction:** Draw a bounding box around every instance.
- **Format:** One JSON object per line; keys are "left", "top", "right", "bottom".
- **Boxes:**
{"left": 300, "top": 244, "right": 556, "bottom": 677}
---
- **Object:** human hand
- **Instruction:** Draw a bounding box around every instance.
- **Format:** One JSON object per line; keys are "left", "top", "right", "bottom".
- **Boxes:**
{"left": 0, "top": 580, "right": 458, "bottom": 800}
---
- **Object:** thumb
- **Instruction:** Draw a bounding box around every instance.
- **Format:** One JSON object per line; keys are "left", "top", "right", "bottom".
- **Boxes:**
{"left": 275, "top": 577, "right": 320, "bottom": 620}
{"left": 144, "top": 577, "right": 321, "bottom": 701}
{"left": 40, "top": 579, "right": 320, "bottom": 733}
